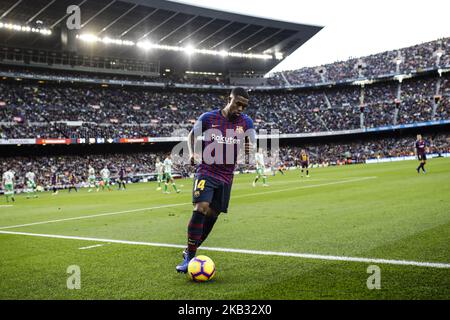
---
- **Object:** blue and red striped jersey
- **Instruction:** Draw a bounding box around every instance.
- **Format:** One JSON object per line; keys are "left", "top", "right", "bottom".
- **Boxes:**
{"left": 415, "top": 139, "right": 427, "bottom": 155}
{"left": 193, "top": 109, "right": 255, "bottom": 184}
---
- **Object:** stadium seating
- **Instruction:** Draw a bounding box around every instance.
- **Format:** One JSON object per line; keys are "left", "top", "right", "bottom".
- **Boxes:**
{"left": 268, "top": 37, "right": 450, "bottom": 86}
{"left": 0, "top": 72, "right": 448, "bottom": 139}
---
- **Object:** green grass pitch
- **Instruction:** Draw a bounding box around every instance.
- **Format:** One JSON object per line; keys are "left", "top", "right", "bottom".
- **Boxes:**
{"left": 0, "top": 158, "right": 449, "bottom": 299}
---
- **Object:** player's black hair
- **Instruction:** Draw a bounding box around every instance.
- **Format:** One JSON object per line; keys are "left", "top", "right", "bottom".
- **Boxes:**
{"left": 230, "top": 87, "right": 249, "bottom": 99}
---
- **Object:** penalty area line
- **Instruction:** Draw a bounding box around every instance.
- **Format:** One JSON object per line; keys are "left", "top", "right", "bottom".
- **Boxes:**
{"left": 0, "top": 230, "right": 449, "bottom": 269}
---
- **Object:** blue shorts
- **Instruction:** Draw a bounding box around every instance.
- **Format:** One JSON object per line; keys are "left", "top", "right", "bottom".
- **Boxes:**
{"left": 192, "top": 175, "right": 232, "bottom": 214}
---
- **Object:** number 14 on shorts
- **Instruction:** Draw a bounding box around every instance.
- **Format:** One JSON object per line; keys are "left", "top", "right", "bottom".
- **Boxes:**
{"left": 194, "top": 179, "right": 206, "bottom": 191}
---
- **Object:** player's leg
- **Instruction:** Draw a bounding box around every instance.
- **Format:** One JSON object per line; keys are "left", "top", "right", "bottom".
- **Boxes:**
{"left": 262, "top": 170, "right": 268, "bottom": 186}
{"left": 197, "top": 179, "right": 230, "bottom": 248}
{"left": 197, "top": 208, "right": 219, "bottom": 249}
{"left": 33, "top": 182, "right": 37, "bottom": 197}
{"left": 421, "top": 160, "right": 426, "bottom": 173}
{"left": 29, "top": 182, "right": 35, "bottom": 198}
{"left": 253, "top": 169, "right": 261, "bottom": 186}
{"left": 177, "top": 177, "right": 216, "bottom": 273}
{"left": 156, "top": 175, "right": 162, "bottom": 190}
{"left": 417, "top": 156, "right": 424, "bottom": 173}
{"left": 8, "top": 184, "right": 15, "bottom": 202}
{"left": 4, "top": 184, "right": 12, "bottom": 202}
{"left": 176, "top": 201, "right": 210, "bottom": 273}
{"left": 26, "top": 182, "right": 31, "bottom": 199}
{"left": 170, "top": 176, "right": 180, "bottom": 193}
{"left": 163, "top": 174, "right": 169, "bottom": 193}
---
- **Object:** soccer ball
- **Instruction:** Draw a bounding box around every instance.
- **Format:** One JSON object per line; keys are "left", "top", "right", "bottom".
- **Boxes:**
{"left": 188, "top": 255, "right": 216, "bottom": 282}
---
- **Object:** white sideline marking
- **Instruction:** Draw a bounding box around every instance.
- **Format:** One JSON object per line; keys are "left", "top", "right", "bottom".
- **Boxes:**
{"left": 79, "top": 244, "right": 104, "bottom": 250}
{"left": 0, "top": 177, "right": 376, "bottom": 230}
{"left": 0, "top": 230, "right": 449, "bottom": 269}
{"left": 0, "top": 205, "right": 13, "bottom": 208}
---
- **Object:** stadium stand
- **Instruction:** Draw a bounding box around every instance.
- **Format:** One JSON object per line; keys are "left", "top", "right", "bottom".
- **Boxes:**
{"left": 0, "top": 71, "right": 448, "bottom": 139}
{"left": 268, "top": 37, "right": 450, "bottom": 86}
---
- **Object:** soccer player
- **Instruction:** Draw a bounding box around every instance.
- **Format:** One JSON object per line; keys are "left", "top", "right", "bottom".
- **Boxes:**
{"left": 50, "top": 170, "right": 58, "bottom": 195}
{"left": 415, "top": 134, "right": 429, "bottom": 174}
{"left": 87, "top": 165, "right": 98, "bottom": 192}
{"left": 117, "top": 166, "right": 127, "bottom": 191}
{"left": 277, "top": 163, "right": 286, "bottom": 175}
{"left": 163, "top": 155, "right": 180, "bottom": 194}
{"left": 299, "top": 149, "right": 310, "bottom": 178}
{"left": 100, "top": 166, "right": 111, "bottom": 191}
{"left": 176, "top": 87, "right": 255, "bottom": 273}
{"left": 253, "top": 148, "right": 269, "bottom": 187}
{"left": 25, "top": 170, "right": 38, "bottom": 199}
{"left": 68, "top": 172, "right": 78, "bottom": 193}
{"left": 2, "top": 168, "right": 15, "bottom": 203}
{"left": 155, "top": 157, "right": 164, "bottom": 191}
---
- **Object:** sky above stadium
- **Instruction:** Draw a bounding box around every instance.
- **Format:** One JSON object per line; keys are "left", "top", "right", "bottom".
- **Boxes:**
{"left": 173, "top": 0, "right": 450, "bottom": 73}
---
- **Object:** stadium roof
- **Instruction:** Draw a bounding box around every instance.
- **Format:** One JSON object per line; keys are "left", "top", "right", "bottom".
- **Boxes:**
{"left": 0, "top": 0, "right": 323, "bottom": 75}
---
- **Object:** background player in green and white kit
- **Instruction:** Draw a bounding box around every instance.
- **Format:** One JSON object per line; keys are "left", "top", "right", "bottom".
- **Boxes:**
{"left": 163, "top": 155, "right": 180, "bottom": 194}
{"left": 88, "top": 166, "right": 99, "bottom": 192}
{"left": 100, "top": 166, "right": 111, "bottom": 191}
{"left": 155, "top": 157, "right": 164, "bottom": 191}
{"left": 253, "top": 148, "right": 269, "bottom": 187}
{"left": 2, "top": 169, "right": 15, "bottom": 203}
{"left": 25, "top": 170, "right": 38, "bottom": 199}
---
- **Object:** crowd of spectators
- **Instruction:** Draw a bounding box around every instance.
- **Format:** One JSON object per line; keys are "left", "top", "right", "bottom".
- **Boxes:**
{"left": 269, "top": 37, "right": 450, "bottom": 86}
{"left": 1, "top": 72, "right": 448, "bottom": 139}
{"left": 0, "top": 150, "right": 193, "bottom": 188}
{"left": 276, "top": 133, "right": 450, "bottom": 166}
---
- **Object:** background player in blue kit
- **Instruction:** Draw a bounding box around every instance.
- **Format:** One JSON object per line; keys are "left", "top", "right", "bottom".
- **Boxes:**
{"left": 176, "top": 87, "right": 256, "bottom": 273}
